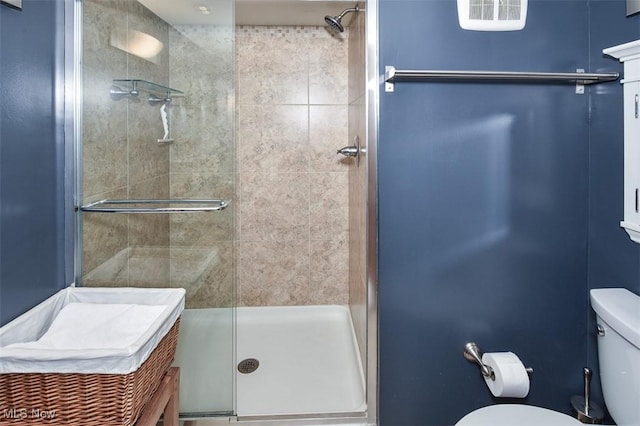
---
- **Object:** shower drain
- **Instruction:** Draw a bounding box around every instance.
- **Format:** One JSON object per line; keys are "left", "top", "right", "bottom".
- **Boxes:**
{"left": 238, "top": 358, "right": 260, "bottom": 374}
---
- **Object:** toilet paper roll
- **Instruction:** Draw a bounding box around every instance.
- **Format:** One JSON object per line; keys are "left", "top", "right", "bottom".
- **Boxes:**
{"left": 481, "top": 352, "right": 530, "bottom": 398}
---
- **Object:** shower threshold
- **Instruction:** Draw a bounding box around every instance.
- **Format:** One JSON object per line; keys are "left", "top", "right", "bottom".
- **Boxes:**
{"left": 236, "top": 305, "right": 367, "bottom": 418}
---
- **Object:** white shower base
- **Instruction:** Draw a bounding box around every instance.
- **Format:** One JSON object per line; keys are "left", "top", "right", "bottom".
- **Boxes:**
{"left": 236, "top": 305, "right": 366, "bottom": 418}
{"left": 173, "top": 305, "right": 366, "bottom": 418}
{"left": 173, "top": 308, "right": 234, "bottom": 414}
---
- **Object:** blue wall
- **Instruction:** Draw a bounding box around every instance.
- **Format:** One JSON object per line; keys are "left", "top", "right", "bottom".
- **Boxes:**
{"left": 0, "top": 0, "right": 67, "bottom": 326}
{"left": 1, "top": 0, "right": 640, "bottom": 423}
{"left": 378, "top": 0, "right": 639, "bottom": 424}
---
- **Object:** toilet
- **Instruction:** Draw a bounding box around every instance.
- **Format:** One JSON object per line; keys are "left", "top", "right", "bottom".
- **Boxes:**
{"left": 456, "top": 287, "right": 640, "bottom": 426}
{"left": 590, "top": 288, "right": 640, "bottom": 426}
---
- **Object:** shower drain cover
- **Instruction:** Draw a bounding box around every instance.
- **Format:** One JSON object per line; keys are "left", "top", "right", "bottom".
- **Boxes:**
{"left": 238, "top": 358, "right": 260, "bottom": 374}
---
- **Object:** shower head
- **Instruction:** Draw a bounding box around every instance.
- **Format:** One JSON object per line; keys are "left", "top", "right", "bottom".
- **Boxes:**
{"left": 324, "top": 15, "right": 345, "bottom": 33}
{"left": 324, "top": 6, "right": 361, "bottom": 33}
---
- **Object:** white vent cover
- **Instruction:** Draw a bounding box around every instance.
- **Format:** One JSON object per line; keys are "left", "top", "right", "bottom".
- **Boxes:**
{"left": 457, "top": 0, "right": 528, "bottom": 31}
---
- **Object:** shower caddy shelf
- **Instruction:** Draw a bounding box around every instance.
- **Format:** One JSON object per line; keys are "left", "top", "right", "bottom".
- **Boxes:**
{"left": 383, "top": 66, "right": 620, "bottom": 93}
{"left": 110, "top": 79, "right": 184, "bottom": 103}
{"left": 80, "top": 199, "right": 229, "bottom": 214}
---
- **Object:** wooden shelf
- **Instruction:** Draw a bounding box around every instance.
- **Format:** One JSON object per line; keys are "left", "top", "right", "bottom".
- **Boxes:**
{"left": 136, "top": 367, "right": 180, "bottom": 426}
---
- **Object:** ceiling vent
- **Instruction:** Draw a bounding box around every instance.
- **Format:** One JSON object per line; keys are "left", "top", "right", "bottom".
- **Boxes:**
{"left": 457, "top": 0, "right": 527, "bottom": 31}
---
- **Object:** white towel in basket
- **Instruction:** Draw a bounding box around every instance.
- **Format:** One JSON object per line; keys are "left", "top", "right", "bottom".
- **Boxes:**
{"left": 7, "top": 303, "right": 166, "bottom": 350}
{"left": 0, "top": 287, "right": 185, "bottom": 374}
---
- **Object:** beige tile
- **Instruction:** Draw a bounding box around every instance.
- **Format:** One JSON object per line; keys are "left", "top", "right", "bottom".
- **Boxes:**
{"left": 128, "top": 100, "right": 171, "bottom": 185}
{"left": 170, "top": 25, "right": 234, "bottom": 81}
{"left": 237, "top": 103, "right": 263, "bottom": 167}
{"left": 309, "top": 31, "right": 348, "bottom": 105}
{"left": 236, "top": 30, "right": 271, "bottom": 105}
{"left": 238, "top": 240, "right": 310, "bottom": 306}
{"left": 170, "top": 28, "right": 235, "bottom": 177}
{"left": 310, "top": 172, "right": 349, "bottom": 239}
{"left": 128, "top": 247, "right": 171, "bottom": 288}
{"left": 172, "top": 25, "right": 234, "bottom": 60}
{"left": 309, "top": 238, "right": 349, "bottom": 304}
{"left": 240, "top": 172, "right": 310, "bottom": 241}
{"left": 259, "top": 27, "right": 310, "bottom": 105}
{"left": 169, "top": 211, "right": 234, "bottom": 247}
{"left": 234, "top": 25, "right": 354, "bottom": 307}
{"left": 82, "top": 187, "right": 129, "bottom": 279}
{"left": 237, "top": 27, "right": 309, "bottom": 105}
{"left": 83, "top": 8, "right": 128, "bottom": 197}
{"left": 262, "top": 70, "right": 308, "bottom": 106}
{"left": 82, "top": 71, "right": 128, "bottom": 197}
{"left": 82, "top": 248, "right": 130, "bottom": 288}
{"left": 348, "top": 10, "right": 366, "bottom": 103}
{"left": 128, "top": 175, "right": 170, "bottom": 248}
{"left": 310, "top": 105, "right": 350, "bottom": 172}
{"left": 176, "top": 242, "right": 235, "bottom": 309}
{"left": 239, "top": 105, "right": 309, "bottom": 173}
{"left": 82, "top": 120, "right": 127, "bottom": 196}
{"left": 169, "top": 128, "right": 235, "bottom": 177}
{"left": 169, "top": 172, "right": 234, "bottom": 200}
{"left": 169, "top": 173, "right": 234, "bottom": 246}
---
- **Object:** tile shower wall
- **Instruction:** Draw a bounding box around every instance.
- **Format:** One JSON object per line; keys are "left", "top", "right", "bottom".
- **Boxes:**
{"left": 83, "top": 10, "right": 351, "bottom": 308}
{"left": 82, "top": 0, "right": 171, "bottom": 285}
{"left": 82, "top": 2, "right": 235, "bottom": 309}
{"left": 169, "top": 25, "right": 235, "bottom": 308}
{"left": 236, "top": 26, "right": 350, "bottom": 306}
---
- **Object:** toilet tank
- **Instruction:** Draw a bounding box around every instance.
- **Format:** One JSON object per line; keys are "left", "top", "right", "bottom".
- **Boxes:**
{"left": 590, "top": 288, "right": 640, "bottom": 426}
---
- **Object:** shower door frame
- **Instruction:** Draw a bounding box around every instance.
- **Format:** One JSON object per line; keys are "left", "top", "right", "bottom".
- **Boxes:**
{"left": 63, "top": 0, "right": 380, "bottom": 422}
{"left": 66, "top": 0, "right": 82, "bottom": 287}
{"left": 365, "top": 0, "right": 379, "bottom": 423}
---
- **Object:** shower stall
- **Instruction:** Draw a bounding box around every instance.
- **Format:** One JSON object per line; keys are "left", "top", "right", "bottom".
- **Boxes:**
{"left": 74, "top": 0, "right": 376, "bottom": 422}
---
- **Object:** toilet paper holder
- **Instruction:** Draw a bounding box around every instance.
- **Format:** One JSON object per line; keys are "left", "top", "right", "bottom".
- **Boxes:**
{"left": 464, "top": 342, "right": 533, "bottom": 381}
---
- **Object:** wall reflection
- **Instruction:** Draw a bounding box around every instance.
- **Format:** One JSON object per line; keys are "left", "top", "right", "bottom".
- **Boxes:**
{"left": 427, "top": 113, "right": 513, "bottom": 268}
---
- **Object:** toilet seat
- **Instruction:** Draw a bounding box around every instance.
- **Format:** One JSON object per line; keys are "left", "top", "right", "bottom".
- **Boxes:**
{"left": 455, "top": 404, "right": 583, "bottom": 426}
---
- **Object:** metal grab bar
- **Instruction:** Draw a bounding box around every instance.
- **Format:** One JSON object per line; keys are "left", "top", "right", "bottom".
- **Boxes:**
{"left": 80, "top": 199, "right": 230, "bottom": 214}
{"left": 384, "top": 66, "right": 620, "bottom": 93}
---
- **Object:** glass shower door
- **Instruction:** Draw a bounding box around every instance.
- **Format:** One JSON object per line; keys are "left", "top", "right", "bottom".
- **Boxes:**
{"left": 79, "top": 0, "right": 235, "bottom": 415}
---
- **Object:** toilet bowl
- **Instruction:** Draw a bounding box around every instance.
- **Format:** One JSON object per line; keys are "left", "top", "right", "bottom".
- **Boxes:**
{"left": 456, "top": 404, "right": 582, "bottom": 426}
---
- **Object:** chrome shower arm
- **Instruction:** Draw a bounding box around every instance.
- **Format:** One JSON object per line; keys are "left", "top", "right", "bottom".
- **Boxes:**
{"left": 337, "top": 6, "right": 360, "bottom": 20}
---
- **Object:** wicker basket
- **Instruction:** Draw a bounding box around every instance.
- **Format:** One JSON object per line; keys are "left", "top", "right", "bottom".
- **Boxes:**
{"left": 0, "top": 318, "right": 180, "bottom": 426}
